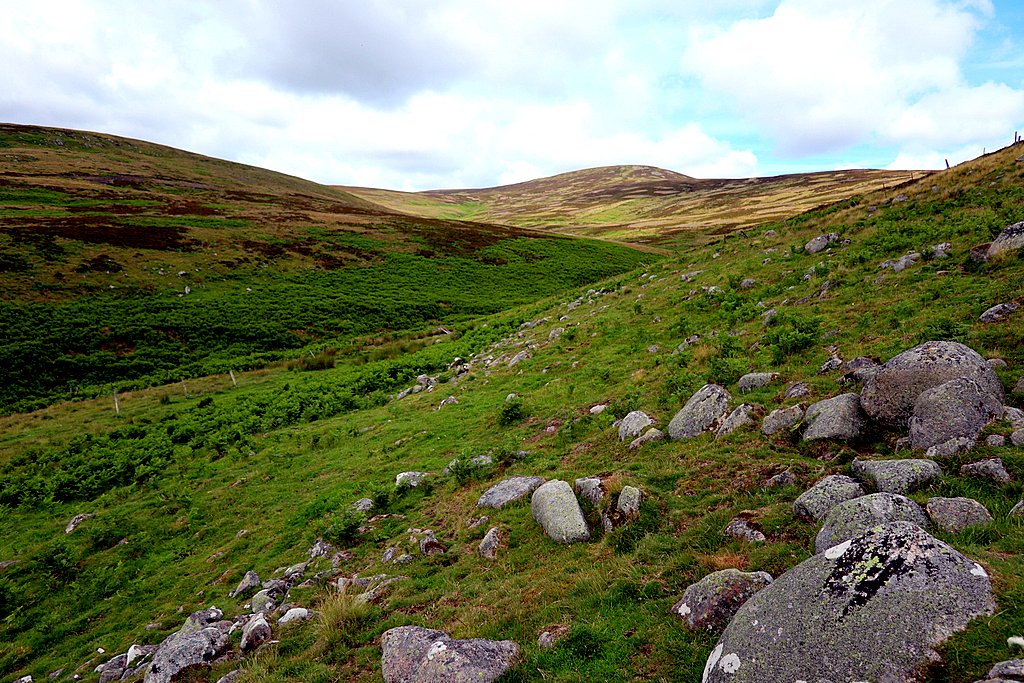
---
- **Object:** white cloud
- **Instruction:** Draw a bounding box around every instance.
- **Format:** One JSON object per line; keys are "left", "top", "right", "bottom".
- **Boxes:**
{"left": 681, "top": 0, "right": 1023, "bottom": 160}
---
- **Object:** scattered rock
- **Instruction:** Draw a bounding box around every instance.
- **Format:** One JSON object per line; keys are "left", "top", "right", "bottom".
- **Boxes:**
{"left": 250, "top": 590, "right": 275, "bottom": 613}
{"left": 818, "top": 356, "right": 843, "bottom": 374}
{"left": 1010, "top": 500, "right": 1024, "bottom": 518}
{"left": 418, "top": 532, "right": 447, "bottom": 556}
{"left": 395, "top": 472, "right": 430, "bottom": 488}
{"left": 438, "top": 396, "right": 459, "bottom": 408}
{"left": 761, "top": 404, "right": 804, "bottom": 436}
{"left": 987, "top": 220, "right": 1024, "bottom": 259}
{"left": 1014, "top": 430, "right": 1024, "bottom": 447}
{"left": 508, "top": 350, "right": 531, "bottom": 367}
{"left": 629, "top": 427, "right": 664, "bottom": 449}
{"left": 927, "top": 497, "right": 994, "bottom": 533}
{"left": 804, "top": 232, "right": 839, "bottom": 254}
{"left": 861, "top": 340, "right": 1004, "bottom": 428}
{"left": 537, "top": 625, "right": 570, "bottom": 649}
{"left": 669, "top": 384, "right": 731, "bottom": 438}
{"left": 764, "top": 471, "right": 796, "bottom": 488}
{"left": 531, "top": 480, "right": 590, "bottom": 544}
{"left": 144, "top": 611, "right": 230, "bottom": 683}
{"left": 215, "top": 672, "right": 239, "bottom": 683}
{"left": 478, "top": 476, "right": 546, "bottom": 508}
{"left": 909, "top": 378, "right": 1002, "bottom": 450}
{"left": 981, "top": 302, "right": 1019, "bottom": 323}
{"left": 793, "top": 474, "right": 866, "bottom": 522}
{"left": 479, "top": 527, "right": 501, "bottom": 560}
{"left": 716, "top": 404, "right": 757, "bottom": 437}
{"left": 308, "top": 538, "right": 335, "bottom": 558}
{"left": 738, "top": 278, "right": 757, "bottom": 290}
{"left": 573, "top": 477, "right": 604, "bottom": 506}
{"left": 589, "top": 404, "right": 608, "bottom": 415}
{"left": 616, "top": 486, "right": 642, "bottom": 518}
{"left": 987, "top": 434, "right": 1007, "bottom": 447}
{"left": 783, "top": 382, "right": 810, "bottom": 399}
{"left": 229, "top": 570, "right": 261, "bottom": 599}
{"left": 814, "top": 493, "right": 929, "bottom": 553}
{"left": 672, "top": 569, "right": 773, "bottom": 632}
{"left": 702, "top": 522, "right": 994, "bottom": 683}
{"left": 278, "top": 607, "right": 312, "bottom": 625}
{"left": 961, "top": 458, "right": 1011, "bottom": 483}
{"left": 976, "top": 658, "right": 1024, "bottom": 682}
{"left": 851, "top": 458, "right": 942, "bottom": 494}
{"left": 724, "top": 517, "right": 766, "bottom": 543}
{"left": 737, "top": 373, "right": 777, "bottom": 392}
{"left": 803, "top": 393, "right": 867, "bottom": 441}
{"left": 927, "top": 436, "right": 978, "bottom": 459}
{"left": 1015, "top": 378, "right": 1024, "bottom": 394}
{"left": 380, "top": 626, "right": 520, "bottom": 683}
{"left": 64, "top": 513, "right": 94, "bottom": 534}
{"left": 240, "top": 613, "right": 271, "bottom": 653}
{"left": 618, "top": 410, "right": 655, "bottom": 441}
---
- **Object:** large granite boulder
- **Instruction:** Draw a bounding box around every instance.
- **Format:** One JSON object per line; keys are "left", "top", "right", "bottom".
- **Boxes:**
{"left": 860, "top": 341, "right": 1004, "bottom": 428}
{"left": 702, "top": 522, "right": 995, "bottom": 683}
{"left": 531, "top": 480, "right": 590, "bottom": 544}
{"left": 987, "top": 220, "right": 1024, "bottom": 259}
{"left": 477, "top": 476, "right": 546, "bottom": 508}
{"left": 144, "top": 612, "right": 230, "bottom": 683}
{"left": 381, "top": 626, "right": 520, "bottom": 683}
{"left": 669, "top": 384, "right": 731, "bottom": 438}
{"left": 851, "top": 458, "right": 942, "bottom": 494}
{"left": 793, "top": 475, "right": 866, "bottom": 521}
{"left": 909, "top": 377, "right": 1003, "bottom": 450}
{"left": 814, "top": 492, "right": 929, "bottom": 553}
{"left": 671, "top": 569, "right": 773, "bottom": 631}
{"left": 737, "top": 373, "right": 777, "bottom": 393}
{"left": 803, "top": 393, "right": 867, "bottom": 441}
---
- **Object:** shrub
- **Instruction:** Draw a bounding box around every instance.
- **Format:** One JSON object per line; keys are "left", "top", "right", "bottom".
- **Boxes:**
{"left": 315, "top": 509, "right": 364, "bottom": 547}
{"left": 497, "top": 397, "right": 526, "bottom": 426}
{"left": 764, "top": 313, "right": 820, "bottom": 365}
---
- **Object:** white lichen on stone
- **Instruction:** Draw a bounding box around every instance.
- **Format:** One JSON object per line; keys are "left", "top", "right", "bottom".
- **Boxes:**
{"left": 719, "top": 653, "right": 741, "bottom": 674}
{"left": 426, "top": 640, "right": 448, "bottom": 660}
{"left": 1009, "top": 636, "right": 1024, "bottom": 648}
{"left": 677, "top": 603, "right": 691, "bottom": 616}
{"left": 824, "top": 538, "right": 853, "bottom": 560}
{"left": 970, "top": 563, "right": 988, "bottom": 578}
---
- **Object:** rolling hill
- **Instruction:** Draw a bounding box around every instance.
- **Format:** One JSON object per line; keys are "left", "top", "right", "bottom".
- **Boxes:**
{"left": 345, "top": 164, "right": 928, "bottom": 244}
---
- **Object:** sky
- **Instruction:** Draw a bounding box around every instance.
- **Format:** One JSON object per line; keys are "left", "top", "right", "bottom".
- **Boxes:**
{"left": 3, "top": 0, "right": 1024, "bottom": 191}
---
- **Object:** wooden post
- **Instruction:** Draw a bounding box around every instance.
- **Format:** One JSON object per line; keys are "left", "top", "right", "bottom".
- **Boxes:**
{"left": 181, "top": 380, "right": 189, "bottom": 398}
{"left": 113, "top": 391, "right": 121, "bottom": 414}
{"left": 229, "top": 369, "right": 237, "bottom": 387}
{"left": 945, "top": 159, "right": 950, "bottom": 170}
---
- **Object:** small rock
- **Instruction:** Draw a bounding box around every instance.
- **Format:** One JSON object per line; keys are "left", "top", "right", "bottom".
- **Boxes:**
{"left": 1013, "top": 430, "right": 1024, "bottom": 447}
{"left": 537, "top": 625, "right": 570, "bottom": 649}
{"left": 960, "top": 458, "right": 1011, "bottom": 483}
{"left": 616, "top": 486, "right": 642, "bottom": 518}
{"left": 478, "top": 476, "right": 546, "bottom": 508}
{"left": 761, "top": 404, "right": 804, "bottom": 435}
{"left": 215, "top": 673, "right": 240, "bottom": 683}
{"left": 1010, "top": 501, "right": 1024, "bottom": 518}
{"left": 724, "top": 517, "right": 766, "bottom": 543}
{"left": 989, "top": 358, "right": 1009, "bottom": 369}
{"left": 783, "top": 382, "right": 810, "bottom": 399}
{"left": 278, "top": 607, "right": 312, "bottom": 625}
{"left": 229, "top": 571, "right": 261, "bottom": 599}
{"left": 738, "top": 373, "right": 777, "bottom": 392}
{"left": 926, "top": 436, "right": 978, "bottom": 459}
{"left": 573, "top": 477, "right": 604, "bottom": 506}
{"left": 983, "top": 659, "right": 1024, "bottom": 680}
{"left": 395, "top": 472, "right": 430, "bottom": 488}
{"left": 250, "top": 589, "right": 275, "bottom": 613}
{"left": 764, "top": 471, "right": 796, "bottom": 488}
{"left": 851, "top": 458, "right": 941, "bottom": 494}
{"left": 980, "top": 302, "right": 1019, "bottom": 323}
{"left": 805, "top": 233, "right": 839, "bottom": 254}
{"left": 716, "top": 404, "right": 757, "bottom": 437}
{"left": 629, "top": 427, "right": 664, "bottom": 449}
{"left": 986, "top": 434, "right": 1007, "bottom": 447}
{"left": 671, "top": 568, "right": 773, "bottom": 631}
{"left": 618, "top": 410, "right": 655, "bottom": 441}
{"left": 65, "top": 513, "right": 94, "bottom": 534}
{"left": 793, "top": 474, "right": 866, "bottom": 522}
{"left": 240, "top": 613, "right": 271, "bottom": 653}
{"left": 818, "top": 356, "right": 843, "bottom": 374}
{"left": 1015, "top": 378, "right": 1024, "bottom": 394}
{"left": 589, "top": 404, "right": 608, "bottom": 415}
{"left": 479, "top": 527, "right": 501, "bottom": 560}
{"left": 438, "top": 396, "right": 458, "bottom": 408}
{"left": 418, "top": 532, "right": 446, "bottom": 556}
{"left": 927, "top": 497, "right": 994, "bottom": 533}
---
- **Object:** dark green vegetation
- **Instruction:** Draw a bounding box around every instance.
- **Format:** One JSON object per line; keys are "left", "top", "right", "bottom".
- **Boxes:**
{"left": 1, "top": 129, "right": 1023, "bottom": 682}
{"left": 0, "top": 124, "right": 650, "bottom": 412}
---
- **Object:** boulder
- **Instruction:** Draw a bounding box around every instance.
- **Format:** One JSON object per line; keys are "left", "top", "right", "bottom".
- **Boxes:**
{"left": 987, "top": 220, "right": 1024, "bottom": 259}
{"left": 909, "top": 377, "right": 1003, "bottom": 450}
{"left": 240, "top": 613, "right": 271, "bottom": 653}
{"left": 479, "top": 527, "right": 501, "bottom": 560}
{"left": 927, "top": 436, "right": 977, "bottom": 459}
{"left": 477, "top": 476, "right": 546, "bottom": 509}
{"left": 716, "top": 404, "right": 757, "bottom": 437}
{"left": 724, "top": 517, "right": 765, "bottom": 543}
{"left": 1014, "top": 430, "right": 1024, "bottom": 447}
{"left": 1016, "top": 377, "right": 1024, "bottom": 394}
{"left": 851, "top": 458, "right": 942, "bottom": 494}
{"left": 616, "top": 486, "right": 642, "bottom": 518}
{"left": 418, "top": 532, "right": 446, "bottom": 556}
{"left": 803, "top": 393, "right": 867, "bottom": 441}
{"left": 980, "top": 302, "right": 1019, "bottom": 323}
{"left": 381, "top": 626, "right": 520, "bottom": 683}
{"left": 793, "top": 475, "right": 865, "bottom": 522}
{"left": 987, "top": 434, "right": 1007, "bottom": 447}
{"left": 982, "top": 659, "right": 1024, "bottom": 681}
{"left": 961, "top": 458, "right": 1011, "bottom": 483}
{"left": 764, "top": 471, "right": 796, "bottom": 488}
{"left": 737, "top": 373, "right": 777, "bottom": 392}
{"left": 229, "top": 570, "right": 261, "bottom": 599}
{"left": 927, "top": 497, "right": 994, "bottom": 533}
{"left": 1010, "top": 501, "right": 1024, "bottom": 518}
{"left": 98, "top": 654, "right": 128, "bottom": 683}
{"left": 671, "top": 569, "right": 773, "bottom": 631}
{"left": 144, "top": 625, "right": 230, "bottom": 683}
{"left": 618, "top": 410, "right": 655, "bottom": 441}
{"left": 668, "top": 384, "right": 731, "bottom": 438}
{"left": 530, "top": 480, "right": 590, "bottom": 544}
{"left": 629, "top": 428, "right": 664, "bottom": 450}
{"left": 353, "top": 497, "right": 374, "bottom": 513}
{"left": 783, "top": 382, "right": 810, "bottom": 399}
{"left": 278, "top": 607, "right": 312, "bottom": 625}
{"left": 573, "top": 477, "right": 604, "bottom": 506}
{"left": 860, "top": 341, "right": 1004, "bottom": 428}
{"left": 804, "top": 232, "right": 839, "bottom": 254}
{"left": 814, "top": 493, "right": 929, "bottom": 553}
{"left": 761, "top": 404, "right": 803, "bottom": 436}
{"left": 64, "top": 513, "right": 94, "bottom": 534}
{"left": 702, "top": 522, "right": 995, "bottom": 683}
{"left": 250, "top": 589, "right": 275, "bottom": 613}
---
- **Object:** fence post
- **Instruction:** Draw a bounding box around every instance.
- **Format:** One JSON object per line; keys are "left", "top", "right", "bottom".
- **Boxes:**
{"left": 229, "top": 369, "right": 237, "bottom": 387}
{"left": 113, "top": 391, "right": 121, "bottom": 414}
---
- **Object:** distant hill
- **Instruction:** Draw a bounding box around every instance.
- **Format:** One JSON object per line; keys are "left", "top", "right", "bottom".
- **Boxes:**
{"left": 345, "top": 164, "right": 929, "bottom": 244}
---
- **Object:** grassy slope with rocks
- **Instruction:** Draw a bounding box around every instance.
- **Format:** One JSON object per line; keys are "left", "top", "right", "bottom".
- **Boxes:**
{"left": 344, "top": 164, "right": 927, "bottom": 244}
{"left": 0, "top": 124, "right": 651, "bottom": 413}
{"left": 1, "top": 141, "right": 1023, "bottom": 682}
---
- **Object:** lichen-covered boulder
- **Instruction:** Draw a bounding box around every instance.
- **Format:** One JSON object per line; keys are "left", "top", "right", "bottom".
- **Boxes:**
{"left": 760, "top": 404, "right": 804, "bottom": 436}
{"left": 793, "top": 475, "right": 866, "bottom": 521}
{"left": 477, "top": 476, "right": 546, "bottom": 508}
{"left": 702, "top": 522, "right": 995, "bottom": 683}
{"left": 229, "top": 570, "right": 261, "bottom": 599}
{"left": 573, "top": 477, "right": 604, "bottom": 506}
{"left": 737, "top": 373, "right": 777, "bottom": 393}
{"left": 927, "top": 497, "right": 994, "bottom": 533}
{"left": 804, "top": 232, "right": 839, "bottom": 254}
{"left": 144, "top": 609, "right": 230, "bottom": 683}
{"left": 860, "top": 341, "right": 1004, "bottom": 428}
{"left": 381, "top": 626, "right": 520, "bottom": 683}
{"left": 396, "top": 471, "right": 430, "bottom": 488}
{"left": 240, "top": 613, "right": 271, "bottom": 653}
{"left": 803, "top": 393, "right": 867, "bottom": 441}
{"left": 716, "top": 404, "right": 757, "bottom": 438}
{"left": 616, "top": 486, "right": 642, "bottom": 518}
{"left": 987, "top": 220, "right": 1024, "bottom": 259}
{"left": 851, "top": 458, "right": 942, "bottom": 494}
{"left": 672, "top": 569, "right": 773, "bottom": 631}
{"left": 479, "top": 527, "right": 501, "bottom": 560}
{"left": 814, "top": 492, "right": 929, "bottom": 553}
{"left": 909, "top": 377, "right": 1003, "bottom": 450}
{"left": 618, "top": 410, "right": 655, "bottom": 441}
{"left": 531, "top": 480, "right": 590, "bottom": 544}
{"left": 668, "top": 384, "right": 731, "bottom": 438}
{"left": 961, "top": 458, "right": 1012, "bottom": 484}
{"left": 980, "top": 302, "right": 1019, "bottom": 323}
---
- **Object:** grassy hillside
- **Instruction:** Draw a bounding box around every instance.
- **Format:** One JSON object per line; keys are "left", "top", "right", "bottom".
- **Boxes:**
{"left": 0, "top": 124, "right": 652, "bottom": 412}
{"left": 345, "top": 164, "right": 928, "bottom": 244}
{"left": 1, "top": 141, "right": 1022, "bottom": 682}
